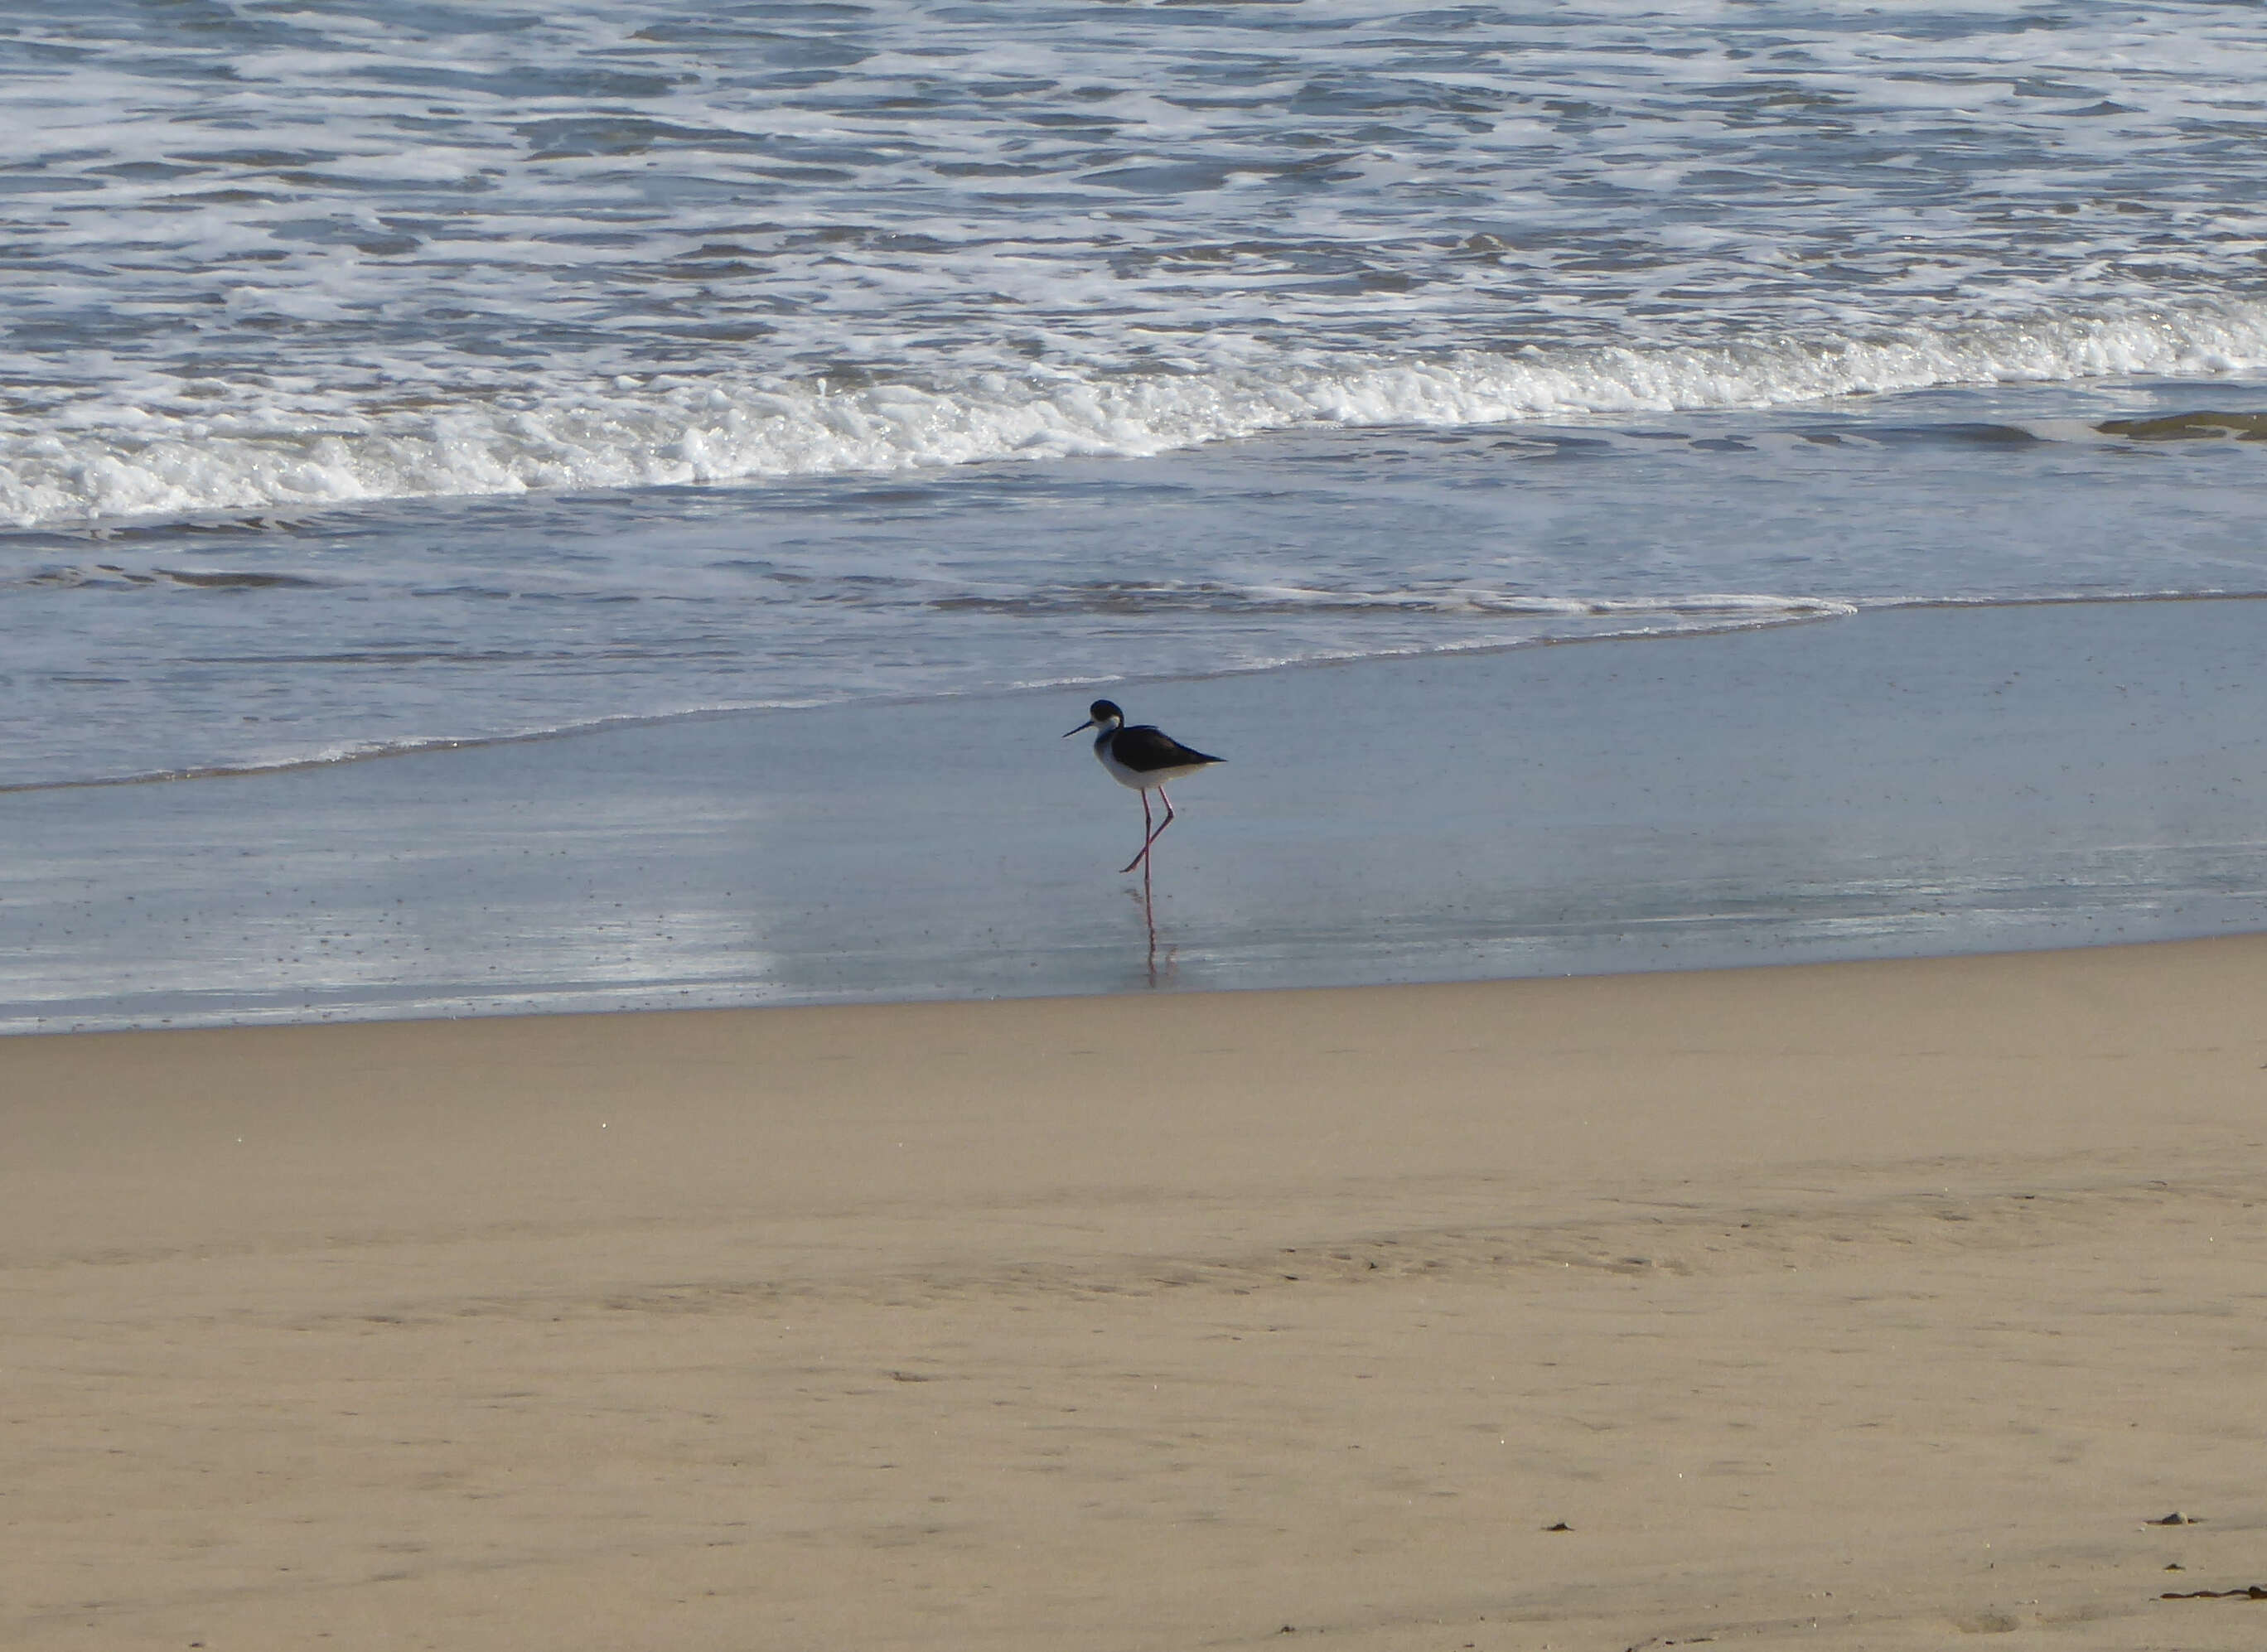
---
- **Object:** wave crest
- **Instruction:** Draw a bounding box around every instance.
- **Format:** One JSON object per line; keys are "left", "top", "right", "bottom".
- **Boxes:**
{"left": 6, "top": 299, "right": 2264, "bottom": 529}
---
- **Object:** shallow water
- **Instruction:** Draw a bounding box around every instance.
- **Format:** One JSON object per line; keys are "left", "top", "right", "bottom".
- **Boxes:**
{"left": 7, "top": 376, "right": 2267, "bottom": 789}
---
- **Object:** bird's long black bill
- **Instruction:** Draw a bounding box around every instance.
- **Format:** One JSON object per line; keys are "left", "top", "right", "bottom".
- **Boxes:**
{"left": 1061, "top": 721, "right": 1095, "bottom": 737}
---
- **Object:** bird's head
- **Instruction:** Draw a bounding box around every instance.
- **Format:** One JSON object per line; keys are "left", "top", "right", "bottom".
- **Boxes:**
{"left": 1064, "top": 699, "right": 1125, "bottom": 737}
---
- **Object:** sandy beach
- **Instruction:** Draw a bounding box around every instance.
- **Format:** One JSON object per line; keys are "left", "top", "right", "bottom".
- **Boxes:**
{"left": 8, "top": 934, "right": 2266, "bottom": 1650}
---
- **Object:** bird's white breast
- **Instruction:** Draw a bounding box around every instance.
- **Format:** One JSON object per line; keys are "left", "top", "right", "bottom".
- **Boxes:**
{"left": 1097, "top": 742, "right": 1207, "bottom": 792}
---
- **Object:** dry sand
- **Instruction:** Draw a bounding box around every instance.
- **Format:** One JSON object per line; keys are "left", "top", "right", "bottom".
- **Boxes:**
{"left": 7, "top": 937, "right": 2267, "bottom": 1650}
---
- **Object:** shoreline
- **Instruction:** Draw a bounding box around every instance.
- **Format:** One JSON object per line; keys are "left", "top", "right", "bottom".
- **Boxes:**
{"left": 7, "top": 595, "right": 2267, "bottom": 1032}
{"left": 9, "top": 935, "right": 2267, "bottom": 1649}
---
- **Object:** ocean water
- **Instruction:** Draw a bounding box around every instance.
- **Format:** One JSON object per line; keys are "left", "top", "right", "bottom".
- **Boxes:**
{"left": 4, "top": 0, "right": 2266, "bottom": 794}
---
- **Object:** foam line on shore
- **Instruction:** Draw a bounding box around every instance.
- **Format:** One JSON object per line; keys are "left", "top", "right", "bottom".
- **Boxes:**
{"left": 19, "top": 587, "right": 2267, "bottom": 795}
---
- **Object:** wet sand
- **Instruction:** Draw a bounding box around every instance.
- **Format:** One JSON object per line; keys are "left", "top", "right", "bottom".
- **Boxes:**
{"left": 8, "top": 935, "right": 2267, "bottom": 1650}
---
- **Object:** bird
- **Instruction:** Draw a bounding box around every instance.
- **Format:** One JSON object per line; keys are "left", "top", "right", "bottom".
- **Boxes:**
{"left": 1064, "top": 699, "right": 1224, "bottom": 874}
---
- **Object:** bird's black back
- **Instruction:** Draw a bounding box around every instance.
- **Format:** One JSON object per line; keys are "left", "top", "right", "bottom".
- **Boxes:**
{"left": 1109, "top": 723, "right": 1223, "bottom": 773}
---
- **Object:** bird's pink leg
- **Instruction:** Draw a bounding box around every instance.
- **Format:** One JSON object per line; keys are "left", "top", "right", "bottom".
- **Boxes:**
{"left": 1122, "top": 786, "right": 1184, "bottom": 874}
{"left": 1147, "top": 786, "right": 1177, "bottom": 855}
{"left": 1121, "top": 790, "right": 1154, "bottom": 874}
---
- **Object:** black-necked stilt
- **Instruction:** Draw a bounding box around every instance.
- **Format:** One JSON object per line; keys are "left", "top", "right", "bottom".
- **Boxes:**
{"left": 1064, "top": 698, "right": 1224, "bottom": 874}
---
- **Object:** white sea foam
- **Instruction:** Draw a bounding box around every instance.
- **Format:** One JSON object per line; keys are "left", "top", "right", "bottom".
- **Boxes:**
{"left": 7, "top": 301, "right": 2263, "bottom": 528}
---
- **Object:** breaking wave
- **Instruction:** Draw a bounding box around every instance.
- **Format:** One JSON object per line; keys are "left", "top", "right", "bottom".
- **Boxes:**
{"left": 7, "top": 298, "right": 2265, "bottom": 529}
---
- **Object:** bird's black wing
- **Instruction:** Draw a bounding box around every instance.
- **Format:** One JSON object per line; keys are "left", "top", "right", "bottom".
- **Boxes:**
{"left": 1114, "top": 724, "right": 1224, "bottom": 772}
